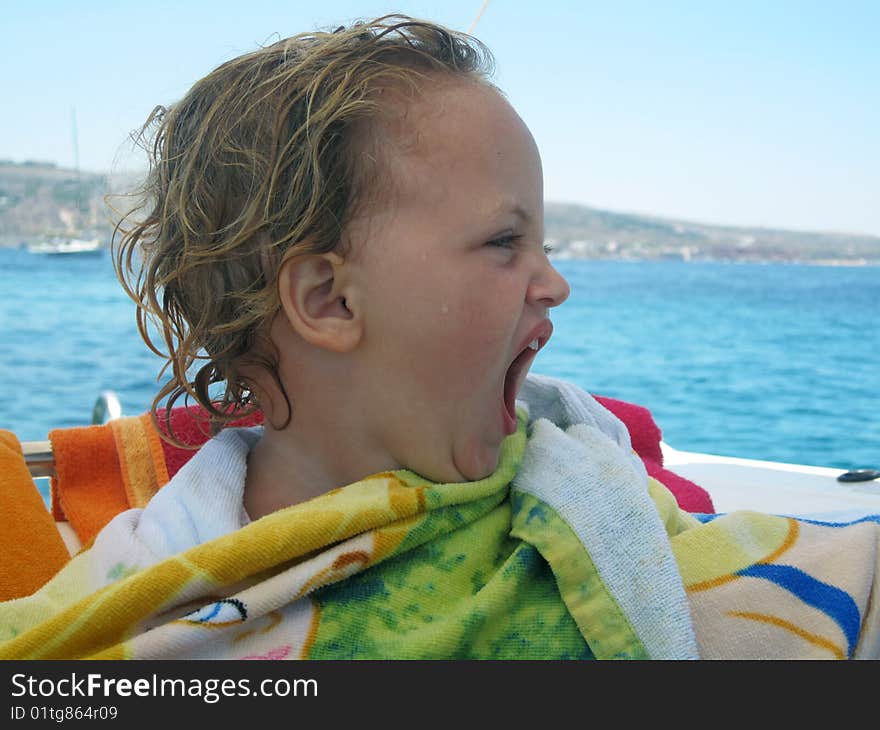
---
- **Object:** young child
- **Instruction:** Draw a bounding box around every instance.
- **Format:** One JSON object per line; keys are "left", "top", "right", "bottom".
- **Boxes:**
{"left": 2, "top": 15, "right": 879, "bottom": 660}
{"left": 118, "top": 13, "right": 569, "bottom": 520}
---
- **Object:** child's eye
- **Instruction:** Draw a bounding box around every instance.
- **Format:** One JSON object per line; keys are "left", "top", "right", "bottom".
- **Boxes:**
{"left": 486, "top": 234, "right": 523, "bottom": 249}
{"left": 485, "top": 236, "right": 554, "bottom": 257}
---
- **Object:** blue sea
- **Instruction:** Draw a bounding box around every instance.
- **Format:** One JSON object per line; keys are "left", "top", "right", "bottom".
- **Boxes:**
{"left": 1, "top": 246, "right": 877, "bottom": 472}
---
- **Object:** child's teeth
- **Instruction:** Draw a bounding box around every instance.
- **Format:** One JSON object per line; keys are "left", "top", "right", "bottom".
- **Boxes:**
{"left": 528, "top": 339, "right": 539, "bottom": 350}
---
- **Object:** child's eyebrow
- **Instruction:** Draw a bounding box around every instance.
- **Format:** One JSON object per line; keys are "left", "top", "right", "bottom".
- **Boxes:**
{"left": 490, "top": 202, "right": 533, "bottom": 225}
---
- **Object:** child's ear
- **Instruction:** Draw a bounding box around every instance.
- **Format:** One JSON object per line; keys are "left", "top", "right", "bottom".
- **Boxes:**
{"left": 277, "top": 251, "right": 363, "bottom": 353}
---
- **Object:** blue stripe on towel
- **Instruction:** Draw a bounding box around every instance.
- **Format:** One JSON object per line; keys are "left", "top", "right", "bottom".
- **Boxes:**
{"left": 737, "top": 563, "right": 860, "bottom": 657}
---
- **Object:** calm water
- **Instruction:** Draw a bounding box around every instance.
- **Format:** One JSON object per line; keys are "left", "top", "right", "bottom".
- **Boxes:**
{"left": 1, "top": 247, "right": 877, "bottom": 471}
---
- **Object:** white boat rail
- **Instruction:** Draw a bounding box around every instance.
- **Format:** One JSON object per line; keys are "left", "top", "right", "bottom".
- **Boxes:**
{"left": 661, "top": 442, "right": 880, "bottom": 516}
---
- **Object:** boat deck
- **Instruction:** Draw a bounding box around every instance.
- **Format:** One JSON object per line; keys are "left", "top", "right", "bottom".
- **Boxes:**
{"left": 662, "top": 443, "right": 880, "bottom": 516}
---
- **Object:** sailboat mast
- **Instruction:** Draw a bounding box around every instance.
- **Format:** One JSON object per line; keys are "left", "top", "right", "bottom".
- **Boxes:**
{"left": 71, "top": 106, "right": 83, "bottom": 216}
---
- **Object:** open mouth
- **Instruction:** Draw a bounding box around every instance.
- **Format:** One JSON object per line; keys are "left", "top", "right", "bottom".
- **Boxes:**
{"left": 501, "top": 322, "right": 553, "bottom": 433}
{"left": 503, "top": 342, "right": 539, "bottom": 425}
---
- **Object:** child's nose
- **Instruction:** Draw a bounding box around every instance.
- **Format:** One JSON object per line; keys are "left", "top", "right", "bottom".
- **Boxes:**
{"left": 528, "top": 259, "right": 570, "bottom": 308}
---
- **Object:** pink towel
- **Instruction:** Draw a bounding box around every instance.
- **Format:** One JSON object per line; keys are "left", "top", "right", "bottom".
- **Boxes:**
{"left": 152, "top": 406, "right": 264, "bottom": 479}
{"left": 594, "top": 395, "right": 714, "bottom": 513}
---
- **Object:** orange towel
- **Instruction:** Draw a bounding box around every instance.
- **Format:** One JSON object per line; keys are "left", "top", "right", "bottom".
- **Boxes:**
{"left": 50, "top": 413, "right": 170, "bottom": 546}
{"left": 110, "top": 415, "right": 170, "bottom": 510}
{"left": 0, "top": 430, "right": 70, "bottom": 601}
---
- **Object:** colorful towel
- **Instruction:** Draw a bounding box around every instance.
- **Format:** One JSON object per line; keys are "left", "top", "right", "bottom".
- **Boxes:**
{"left": 44, "top": 387, "right": 710, "bottom": 546}
{"left": 516, "top": 396, "right": 880, "bottom": 660}
{"left": 1, "top": 380, "right": 711, "bottom": 607}
{"left": 1, "top": 374, "right": 877, "bottom": 659}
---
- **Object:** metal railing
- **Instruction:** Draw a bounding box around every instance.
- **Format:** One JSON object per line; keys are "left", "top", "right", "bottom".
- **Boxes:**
{"left": 91, "top": 390, "right": 122, "bottom": 425}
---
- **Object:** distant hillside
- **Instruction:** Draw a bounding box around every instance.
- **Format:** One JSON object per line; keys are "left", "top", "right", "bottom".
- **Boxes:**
{"left": 0, "top": 161, "right": 115, "bottom": 246}
{"left": 545, "top": 202, "right": 880, "bottom": 264}
{"left": 2, "top": 162, "right": 878, "bottom": 263}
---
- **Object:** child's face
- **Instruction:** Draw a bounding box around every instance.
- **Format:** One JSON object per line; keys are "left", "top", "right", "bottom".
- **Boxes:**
{"left": 346, "top": 79, "right": 570, "bottom": 483}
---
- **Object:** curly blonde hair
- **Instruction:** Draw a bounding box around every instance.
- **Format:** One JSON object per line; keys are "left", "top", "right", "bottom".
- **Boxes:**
{"left": 111, "top": 14, "right": 494, "bottom": 444}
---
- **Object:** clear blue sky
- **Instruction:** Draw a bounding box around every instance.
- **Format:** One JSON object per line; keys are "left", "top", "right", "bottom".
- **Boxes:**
{"left": 3, "top": 0, "right": 878, "bottom": 235}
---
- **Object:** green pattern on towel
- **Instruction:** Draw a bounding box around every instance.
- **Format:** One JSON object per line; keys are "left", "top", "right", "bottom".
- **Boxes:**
{"left": 312, "top": 501, "right": 593, "bottom": 659}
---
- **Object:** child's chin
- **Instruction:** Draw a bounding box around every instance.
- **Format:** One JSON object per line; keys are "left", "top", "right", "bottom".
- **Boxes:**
{"left": 456, "top": 447, "right": 501, "bottom": 483}
{"left": 414, "top": 441, "right": 502, "bottom": 484}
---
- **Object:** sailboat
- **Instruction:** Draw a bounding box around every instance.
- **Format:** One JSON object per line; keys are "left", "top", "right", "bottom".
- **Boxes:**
{"left": 27, "top": 107, "right": 104, "bottom": 257}
{"left": 26, "top": 236, "right": 102, "bottom": 256}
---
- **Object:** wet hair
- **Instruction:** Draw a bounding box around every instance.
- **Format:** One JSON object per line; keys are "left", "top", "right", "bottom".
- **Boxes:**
{"left": 111, "top": 14, "right": 494, "bottom": 444}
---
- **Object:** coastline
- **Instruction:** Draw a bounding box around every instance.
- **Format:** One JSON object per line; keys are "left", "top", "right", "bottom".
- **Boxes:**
{"left": 2, "top": 240, "right": 876, "bottom": 268}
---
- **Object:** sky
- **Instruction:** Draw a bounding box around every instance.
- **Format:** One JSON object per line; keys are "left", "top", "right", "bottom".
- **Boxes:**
{"left": 2, "top": 0, "right": 878, "bottom": 236}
